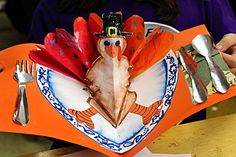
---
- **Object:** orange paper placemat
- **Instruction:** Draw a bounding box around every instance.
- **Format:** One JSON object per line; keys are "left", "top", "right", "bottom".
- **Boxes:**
{"left": 0, "top": 25, "right": 236, "bottom": 157}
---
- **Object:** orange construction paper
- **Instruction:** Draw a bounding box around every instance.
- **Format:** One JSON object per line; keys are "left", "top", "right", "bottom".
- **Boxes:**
{"left": 0, "top": 25, "right": 236, "bottom": 157}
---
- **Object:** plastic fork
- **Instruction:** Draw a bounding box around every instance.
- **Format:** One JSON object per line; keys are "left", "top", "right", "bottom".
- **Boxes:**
{"left": 13, "top": 60, "right": 34, "bottom": 126}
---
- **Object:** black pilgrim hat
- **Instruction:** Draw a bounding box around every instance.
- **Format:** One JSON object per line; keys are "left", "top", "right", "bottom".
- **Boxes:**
{"left": 95, "top": 12, "right": 132, "bottom": 37}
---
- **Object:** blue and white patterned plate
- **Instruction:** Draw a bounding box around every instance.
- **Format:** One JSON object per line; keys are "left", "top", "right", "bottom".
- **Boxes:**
{"left": 36, "top": 22, "right": 179, "bottom": 153}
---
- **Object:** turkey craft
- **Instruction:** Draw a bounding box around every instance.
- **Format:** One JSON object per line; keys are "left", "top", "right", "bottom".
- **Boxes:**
{"left": 30, "top": 12, "right": 178, "bottom": 153}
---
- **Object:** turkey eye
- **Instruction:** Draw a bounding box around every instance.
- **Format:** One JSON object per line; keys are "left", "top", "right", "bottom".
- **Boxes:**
{"left": 104, "top": 40, "right": 110, "bottom": 46}
{"left": 115, "top": 40, "right": 120, "bottom": 46}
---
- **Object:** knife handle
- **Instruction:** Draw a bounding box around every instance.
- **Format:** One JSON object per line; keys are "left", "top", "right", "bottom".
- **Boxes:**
{"left": 205, "top": 56, "right": 230, "bottom": 94}
{"left": 190, "top": 74, "right": 208, "bottom": 104}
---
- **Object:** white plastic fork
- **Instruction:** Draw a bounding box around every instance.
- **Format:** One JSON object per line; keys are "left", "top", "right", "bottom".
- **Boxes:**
{"left": 13, "top": 60, "right": 34, "bottom": 126}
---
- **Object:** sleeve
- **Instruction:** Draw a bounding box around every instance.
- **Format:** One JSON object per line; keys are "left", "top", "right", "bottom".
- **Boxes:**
{"left": 27, "top": 0, "right": 57, "bottom": 44}
{"left": 27, "top": 0, "right": 76, "bottom": 44}
{"left": 204, "top": 0, "right": 236, "bottom": 42}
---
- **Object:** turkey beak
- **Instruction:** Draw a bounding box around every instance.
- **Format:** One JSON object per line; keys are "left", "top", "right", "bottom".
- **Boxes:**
{"left": 105, "top": 44, "right": 122, "bottom": 61}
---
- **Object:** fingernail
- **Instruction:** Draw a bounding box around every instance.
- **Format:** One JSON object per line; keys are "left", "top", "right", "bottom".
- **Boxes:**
{"left": 216, "top": 44, "right": 223, "bottom": 51}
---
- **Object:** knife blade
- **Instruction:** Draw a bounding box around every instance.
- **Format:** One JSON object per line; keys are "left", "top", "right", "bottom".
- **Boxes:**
{"left": 178, "top": 47, "right": 208, "bottom": 104}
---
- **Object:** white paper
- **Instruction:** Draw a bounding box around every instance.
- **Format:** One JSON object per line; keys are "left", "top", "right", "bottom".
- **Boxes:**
{"left": 61, "top": 147, "right": 191, "bottom": 157}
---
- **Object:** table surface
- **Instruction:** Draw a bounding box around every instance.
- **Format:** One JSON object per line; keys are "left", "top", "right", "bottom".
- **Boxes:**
{"left": 148, "top": 113, "right": 236, "bottom": 156}
{"left": 21, "top": 112, "right": 236, "bottom": 157}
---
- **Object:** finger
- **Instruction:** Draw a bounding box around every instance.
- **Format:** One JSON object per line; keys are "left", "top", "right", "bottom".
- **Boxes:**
{"left": 230, "top": 68, "right": 236, "bottom": 76}
{"left": 215, "top": 33, "right": 236, "bottom": 52}
{"left": 221, "top": 52, "right": 236, "bottom": 68}
{"left": 230, "top": 46, "right": 236, "bottom": 55}
{"left": 221, "top": 45, "right": 236, "bottom": 55}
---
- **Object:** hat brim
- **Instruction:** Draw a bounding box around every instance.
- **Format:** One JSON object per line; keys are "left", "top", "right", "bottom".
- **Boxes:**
{"left": 95, "top": 32, "right": 132, "bottom": 37}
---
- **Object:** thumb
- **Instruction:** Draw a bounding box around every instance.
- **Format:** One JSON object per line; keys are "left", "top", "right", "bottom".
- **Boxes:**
{"left": 216, "top": 33, "right": 236, "bottom": 52}
{"left": 221, "top": 52, "right": 236, "bottom": 68}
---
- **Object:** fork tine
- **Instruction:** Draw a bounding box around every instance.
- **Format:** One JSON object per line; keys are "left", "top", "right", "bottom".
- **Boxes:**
{"left": 31, "top": 62, "right": 35, "bottom": 77}
{"left": 26, "top": 60, "right": 30, "bottom": 73}
{"left": 21, "top": 60, "right": 25, "bottom": 72}
{"left": 15, "top": 60, "right": 20, "bottom": 72}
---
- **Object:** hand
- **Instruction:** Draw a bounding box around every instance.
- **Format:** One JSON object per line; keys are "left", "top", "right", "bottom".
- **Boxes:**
{"left": 216, "top": 33, "right": 236, "bottom": 75}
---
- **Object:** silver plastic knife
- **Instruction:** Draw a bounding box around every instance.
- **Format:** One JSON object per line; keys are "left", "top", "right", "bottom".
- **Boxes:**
{"left": 178, "top": 47, "right": 208, "bottom": 104}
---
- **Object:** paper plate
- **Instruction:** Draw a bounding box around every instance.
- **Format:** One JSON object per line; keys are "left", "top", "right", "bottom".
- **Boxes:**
{"left": 34, "top": 22, "right": 178, "bottom": 153}
{"left": 144, "top": 22, "right": 179, "bottom": 35}
{"left": 36, "top": 50, "right": 178, "bottom": 153}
